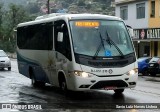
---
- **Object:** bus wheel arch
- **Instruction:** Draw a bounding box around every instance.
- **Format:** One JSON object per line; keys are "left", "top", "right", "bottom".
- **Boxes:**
{"left": 29, "top": 67, "right": 45, "bottom": 87}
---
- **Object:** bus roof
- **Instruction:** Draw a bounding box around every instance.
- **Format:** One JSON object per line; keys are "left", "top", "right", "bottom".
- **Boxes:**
{"left": 17, "top": 13, "right": 122, "bottom": 27}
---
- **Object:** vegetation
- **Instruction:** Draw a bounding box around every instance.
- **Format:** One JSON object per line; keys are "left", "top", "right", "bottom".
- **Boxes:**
{"left": 0, "top": 0, "right": 115, "bottom": 53}
{"left": 0, "top": 3, "right": 34, "bottom": 53}
{"left": 53, "top": 0, "right": 115, "bottom": 15}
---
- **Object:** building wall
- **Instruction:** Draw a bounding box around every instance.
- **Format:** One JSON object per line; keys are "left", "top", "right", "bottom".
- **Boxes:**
{"left": 116, "top": 1, "right": 149, "bottom": 29}
{"left": 116, "top": 0, "right": 160, "bottom": 57}
{"left": 148, "top": 0, "right": 160, "bottom": 57}
{"left": 148, "top": 0, "right": 160, "bottom": 28}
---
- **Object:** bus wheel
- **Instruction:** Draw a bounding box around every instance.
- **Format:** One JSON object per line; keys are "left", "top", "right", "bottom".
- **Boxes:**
{"left": 114, "top": 89, "right": 124, "bottom": 94}
{"left": 61, "top": 79, "right": 67, "bottom": 92}
{"left": 31, "top": 74, "right": 38, "bottom": 87}
{"left": 59, "top": 75, "right": 68, "bottom": 93}
{"left": 29, "top": 68, "right": 39, "bottom": 87}
{"left": 31, "top": 75, "right": 45, "bottom": 87}
{"left": 61, "top": 81, "right": 67, "bottom": 91}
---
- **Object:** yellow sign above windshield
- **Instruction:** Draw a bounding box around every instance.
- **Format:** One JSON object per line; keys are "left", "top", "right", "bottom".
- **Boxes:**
{"left": 75, "top": 21, "right": 99, "bottom": 27}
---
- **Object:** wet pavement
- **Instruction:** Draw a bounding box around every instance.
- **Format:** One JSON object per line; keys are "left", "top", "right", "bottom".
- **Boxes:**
{"left": 0, "top": 59, "right": 160, "bottom": 112}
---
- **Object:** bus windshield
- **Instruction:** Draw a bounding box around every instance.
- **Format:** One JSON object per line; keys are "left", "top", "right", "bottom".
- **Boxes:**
{"left": 70, "top": 20, "right": 134, "bottom": 57}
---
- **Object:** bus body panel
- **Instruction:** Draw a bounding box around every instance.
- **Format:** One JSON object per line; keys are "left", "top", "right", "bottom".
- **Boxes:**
{"left": 17, "top": 49, "right": 51, "bottom": 83}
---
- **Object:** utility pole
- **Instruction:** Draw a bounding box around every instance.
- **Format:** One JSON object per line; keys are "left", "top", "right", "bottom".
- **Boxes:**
{"left": 47, "top": 0, "right": 50, "bottom": 14}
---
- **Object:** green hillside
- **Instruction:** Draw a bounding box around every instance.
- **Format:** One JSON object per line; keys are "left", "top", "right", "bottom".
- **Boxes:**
{"left": 39, "top": 0, "right": 115, "bottom": 15}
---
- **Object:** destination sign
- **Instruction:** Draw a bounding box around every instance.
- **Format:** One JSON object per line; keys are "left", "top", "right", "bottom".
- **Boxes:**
{"left": 75, "top": 21, "right": 100, "bottom": 27}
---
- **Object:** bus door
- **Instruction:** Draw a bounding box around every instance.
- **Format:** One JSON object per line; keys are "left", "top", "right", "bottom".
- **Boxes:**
{"left": 49, "top": 20, "right": 72, "bottom": 86}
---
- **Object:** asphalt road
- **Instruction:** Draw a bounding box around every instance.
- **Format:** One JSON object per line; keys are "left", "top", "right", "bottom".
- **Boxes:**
{"left": 0, "top": 59, "right": 160, "bottom": 112}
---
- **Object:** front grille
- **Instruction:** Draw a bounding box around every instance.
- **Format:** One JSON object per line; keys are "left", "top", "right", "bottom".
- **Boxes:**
{"left": 88, "top": 60, "right": 128, "bottom": 67}
{"left": 90, "top": 80, "right": 128, "bottom": 89}
{"left": 95, "top": 75, "right": 122, "bottom": 77}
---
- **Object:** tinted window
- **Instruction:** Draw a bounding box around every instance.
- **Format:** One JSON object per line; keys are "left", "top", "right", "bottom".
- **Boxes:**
{"left": 54, "top": 20, "right": 72, "bottom": 61}
{"left": 120, "top": 6, "right": 128, "bottom": 20}
{"left": 17, "top": 22, "right": 53, "bottom": 50}
{"left": 150, "top": 1, "right": 155, "bottom": 17}
{"left": 137, "top": 3, "right": 145, "bottom": 19}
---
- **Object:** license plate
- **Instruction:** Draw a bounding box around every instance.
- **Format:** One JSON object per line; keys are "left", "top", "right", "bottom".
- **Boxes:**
{"left": 104, "top": 86, "right": 117, "bottom": 90}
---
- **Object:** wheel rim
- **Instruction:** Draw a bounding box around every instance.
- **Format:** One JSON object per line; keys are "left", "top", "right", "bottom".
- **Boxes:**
{"left": 61, "top": 82, "right": 66, "bottom": 90}
{"left": 31, "top": 76, "right": 35, "bottom": 85}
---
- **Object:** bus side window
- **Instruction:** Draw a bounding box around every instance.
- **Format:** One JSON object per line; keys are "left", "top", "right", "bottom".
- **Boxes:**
{"left": 54, "top": 20, "right": 72, "bottom": 61}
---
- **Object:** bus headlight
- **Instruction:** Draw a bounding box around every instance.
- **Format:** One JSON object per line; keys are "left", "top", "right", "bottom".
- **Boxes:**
{"left": 127, "top": 68, "right": 138, "bottom": 76}
{"left": 74, "top": 71, "right": 91, "bottom": 78}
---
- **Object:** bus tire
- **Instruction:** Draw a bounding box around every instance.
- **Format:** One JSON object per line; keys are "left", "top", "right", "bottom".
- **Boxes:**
{"left": 31, "top": 75, "right": 45, "bottom": 87}
{"left": 114, "top": 89, "right": 124, "bottom": 94}
{"left": 29, "top": 68, "right": 39, "bottom": 87}
{"left": 59, "top": 74, "right": 68, "bottom": 93}
{"left": 31, "top": 74, "right": 38, "bottom": 87}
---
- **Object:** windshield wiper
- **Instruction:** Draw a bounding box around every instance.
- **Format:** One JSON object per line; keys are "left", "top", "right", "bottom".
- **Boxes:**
{"left": 93, "top": 28, "right": 124, "bottom": 59}
{"left": 93, "top": 28, "right": 106, "bottom": 59}
{"left": 105, "top": 30, "right": 124, "bottom": 58}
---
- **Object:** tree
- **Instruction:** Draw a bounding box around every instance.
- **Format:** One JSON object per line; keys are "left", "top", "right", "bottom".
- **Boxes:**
{"left": 26, "top": 3, "right": 40, "bottom": 14}
{"left": 86, "top": 4, "right": 91, "bottom": 10}
{"left": 2, "top": 4, "right": 32, "bottom": 52}
{"left": 0, "top": 3, "right": 4, "bottom": 40}
{"left": 64, "top": 0, "right": 75, "bottom": 4}
{"left": 77, "top": 0, "right": 85, "bottom": 6}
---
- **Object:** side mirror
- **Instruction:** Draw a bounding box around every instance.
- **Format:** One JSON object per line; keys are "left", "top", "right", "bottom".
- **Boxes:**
{"left": 127, "top": 25, "right": 134, "bottom": 38}
{"left": 57, "top": 32, "right": 63, "bottom": 42}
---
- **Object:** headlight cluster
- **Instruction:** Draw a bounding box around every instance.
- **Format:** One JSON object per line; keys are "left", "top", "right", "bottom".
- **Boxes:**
{"left": 127, "top": 68, "right": 138, "bottom": 76}
{"left": 74, "top": 71, "right": 92, "bottom": 78}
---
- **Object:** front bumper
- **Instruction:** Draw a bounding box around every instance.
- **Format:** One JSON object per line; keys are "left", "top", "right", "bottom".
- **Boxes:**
{"left": 0, "top": 63, "right": 11, "bottom": 68}
{"left": 67, "top": 73, "right": 138, "bottom": 91}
